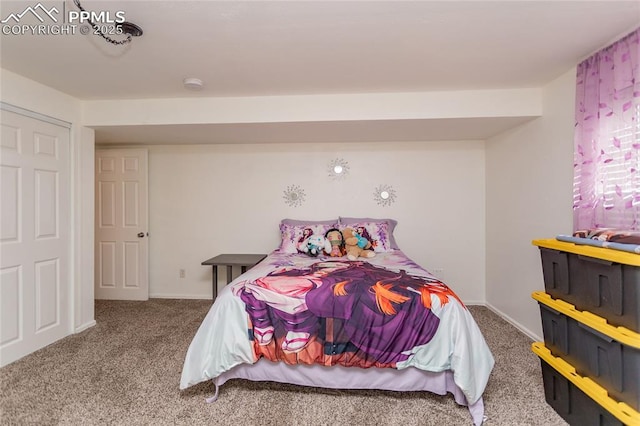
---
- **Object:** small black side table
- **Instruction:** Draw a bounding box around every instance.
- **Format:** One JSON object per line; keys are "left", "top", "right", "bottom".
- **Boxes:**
{"left": 201, "top": 254, "right": 266, "bottom": 300}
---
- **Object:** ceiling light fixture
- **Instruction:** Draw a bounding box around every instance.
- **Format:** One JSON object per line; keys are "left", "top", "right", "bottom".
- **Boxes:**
{"left": 183, "top": 78, "right": 205, "bottom": 91}
{"left": 73, "top": 0, "right": 143, "bottom": 45}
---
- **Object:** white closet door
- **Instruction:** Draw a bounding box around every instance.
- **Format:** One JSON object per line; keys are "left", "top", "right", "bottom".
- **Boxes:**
{"left": 95, "top": 149, "right": 149, "bottom": 300}
{"left": 1, "top": 109, "right": 70, "bottom": 367}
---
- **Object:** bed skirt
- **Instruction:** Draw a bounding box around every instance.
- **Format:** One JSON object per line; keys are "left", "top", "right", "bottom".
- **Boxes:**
{"left": 214, "top": 360, "right": 485, "bottom": 425}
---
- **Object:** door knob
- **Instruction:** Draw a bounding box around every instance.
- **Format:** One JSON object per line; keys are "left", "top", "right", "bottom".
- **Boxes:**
{"left": 137, "top": 232, "right": 145, "bottom": 238}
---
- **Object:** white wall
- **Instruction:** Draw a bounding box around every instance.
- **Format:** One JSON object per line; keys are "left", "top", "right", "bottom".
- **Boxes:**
{"left": 144, "top": 141, "right": 486, "bottom": 302}
{"left": 485, "top": 69, "right": 575, "bottom": 340}
{"left": 83, "top": 89, "right": 541, "bottom": 127}
{"left": 73, "top": 127, "right": 95, "bottom": 332}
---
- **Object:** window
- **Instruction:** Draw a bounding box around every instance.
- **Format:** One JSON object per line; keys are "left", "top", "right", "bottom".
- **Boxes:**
{"left": 573, "top": 28, "right": 640, "bottom": 231}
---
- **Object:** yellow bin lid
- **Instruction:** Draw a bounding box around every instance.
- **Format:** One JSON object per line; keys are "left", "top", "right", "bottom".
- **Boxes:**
{"left": 532, "top": 291, "right": 640, "bottom": 349}
{"left": 532, "top": 238, "right": 640, "bottom": 267}
{"left": 532, "top": 342, "right": 640, "bottom": 426}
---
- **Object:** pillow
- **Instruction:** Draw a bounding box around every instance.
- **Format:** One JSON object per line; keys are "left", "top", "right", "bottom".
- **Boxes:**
{"left": 339, "top": 217, "right": 399, "bottom": 251}
{"left": 281, "top": 218, "right": 338, "bottom": 227}
{"left": 279, "top": 219, "right": 339, "bottom": 254}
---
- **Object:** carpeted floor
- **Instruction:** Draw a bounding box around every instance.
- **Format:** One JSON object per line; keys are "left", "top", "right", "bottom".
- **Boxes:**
{"left": 0, "top": 299, "right": 567, "bottom": 425}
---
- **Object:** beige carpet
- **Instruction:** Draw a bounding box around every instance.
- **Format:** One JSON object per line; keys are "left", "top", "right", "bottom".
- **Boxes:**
{"left": 1, "top": 299, "right": 567, "bottom": 425}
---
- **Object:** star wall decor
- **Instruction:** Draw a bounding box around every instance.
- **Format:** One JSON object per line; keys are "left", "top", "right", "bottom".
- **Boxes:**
{"left": 327, "top": 158, "right": 350, "bottom": 180}
{"left": 283, "top": 184, "right": 306, "bottom": 207}
{"left": 373, "top": 184, "right": 397, "bottom": 207}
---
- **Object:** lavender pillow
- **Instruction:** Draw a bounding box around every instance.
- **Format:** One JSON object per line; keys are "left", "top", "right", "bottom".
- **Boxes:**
{"left": 279, "top": 219, "right": 339, "bottom": 253}
{"left": 339, "top": 217, "right": 399, "bottom": 251}
{"left": 281, "top": 218, "right": 338, "bottom": 227}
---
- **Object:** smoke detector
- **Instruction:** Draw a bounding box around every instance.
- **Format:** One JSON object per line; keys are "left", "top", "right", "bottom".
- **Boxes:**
{"left": 183, "top": 78, "right": 205, "bottom": 91}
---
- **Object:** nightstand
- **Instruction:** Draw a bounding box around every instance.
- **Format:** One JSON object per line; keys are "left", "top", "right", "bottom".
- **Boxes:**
{"left": 201, "top": 253, "right": 266, "bottom": 300}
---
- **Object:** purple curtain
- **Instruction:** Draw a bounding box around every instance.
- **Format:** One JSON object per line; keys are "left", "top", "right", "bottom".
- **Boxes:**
{"left": 573, "top": 28, "right": 640, "bottom": 231}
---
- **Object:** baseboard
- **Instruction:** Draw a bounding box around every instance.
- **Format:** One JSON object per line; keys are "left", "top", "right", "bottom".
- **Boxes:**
{"left": 484, "top": 302, "right": 542, "bottom": 342}
{"left": 462, "top": 300, "right": 486, "bottom": 306}
{"left": 150, "top": 293, "right": 212, "bottom": 300}
{"left": 74, "top": 320, "right": 96, "bottom": 334}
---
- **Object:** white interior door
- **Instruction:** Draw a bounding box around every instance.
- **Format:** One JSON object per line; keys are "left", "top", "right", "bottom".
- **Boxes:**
{"left": 0, "top": 109, "right": 70, "bottom": 367}
{"left": 95, "top": 149, "right": 149, "bottom": 300}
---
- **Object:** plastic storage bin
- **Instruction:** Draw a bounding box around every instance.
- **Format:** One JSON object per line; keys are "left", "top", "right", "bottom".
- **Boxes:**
{"left": 534, "top": 292, "right": 640, "bottom": 411}
{"left": 532, "top": 342, "right": 639, "bottom": 426}
{"left": 533, "top": 239, "right": 640, "bottom": 332}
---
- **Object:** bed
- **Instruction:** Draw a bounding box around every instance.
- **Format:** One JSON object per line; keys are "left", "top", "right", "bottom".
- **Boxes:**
{"left": 180, "top": 218, "right": 495, "bottom": 425}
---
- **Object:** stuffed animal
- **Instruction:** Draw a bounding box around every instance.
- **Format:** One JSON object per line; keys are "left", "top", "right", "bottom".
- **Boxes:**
{"left": 353, "top": 232, "right": 369, "bottom": 249}
{"left": 301, "top": 234, "right": 330, "bottom": 257}
{"left": 342, "top": 227, "right": 375, "bottom": 260}
{"left": 324, "top": 228, "right": 345, "bottom": 257}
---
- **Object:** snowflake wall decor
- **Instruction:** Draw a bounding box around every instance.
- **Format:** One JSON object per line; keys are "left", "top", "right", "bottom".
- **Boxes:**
{"left": 283, "top": 184, "right": 306, "bottom": 207}
{"left": 373, "top": 184, "right": 397, "bottom": 207}
{"left": 327, "top": 158, "right": 350, "bottom": 180}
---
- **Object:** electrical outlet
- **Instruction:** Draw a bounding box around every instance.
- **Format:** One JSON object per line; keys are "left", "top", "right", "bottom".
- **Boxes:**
{"left": 179, "top": 268, "right": 186, "bottom": 278}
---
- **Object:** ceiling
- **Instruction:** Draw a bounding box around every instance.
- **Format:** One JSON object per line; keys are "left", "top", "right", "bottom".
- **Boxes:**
{"left": 1, "top": 0, "right": 639, "bottom": 144}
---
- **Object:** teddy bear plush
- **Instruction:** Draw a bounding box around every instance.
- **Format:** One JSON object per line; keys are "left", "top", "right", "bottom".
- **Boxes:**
{"left": 324, "top": 228, "right": 345, "bottom": 257}
{"left": 341, "top": 227, "right": 375, "bottom": 260}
